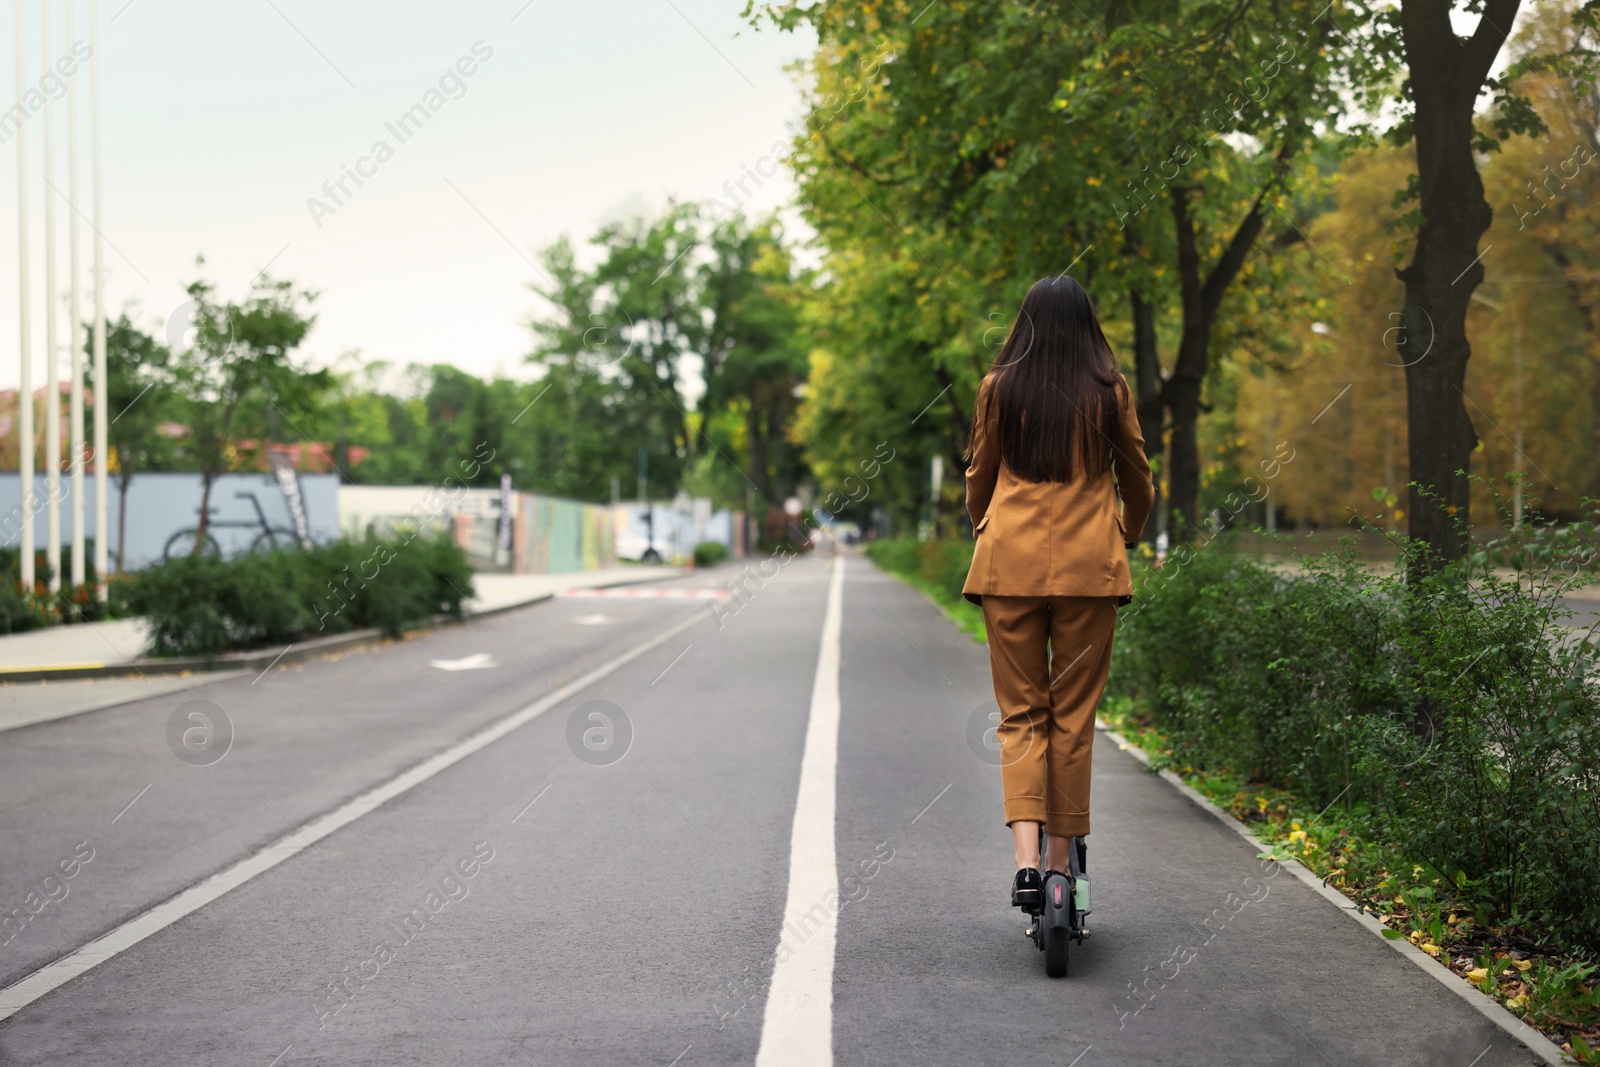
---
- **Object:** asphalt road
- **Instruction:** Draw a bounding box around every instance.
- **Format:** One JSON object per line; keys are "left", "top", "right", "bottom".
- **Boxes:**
{"left": 0, "top": 553, "right": 1548, "bottom": 1066}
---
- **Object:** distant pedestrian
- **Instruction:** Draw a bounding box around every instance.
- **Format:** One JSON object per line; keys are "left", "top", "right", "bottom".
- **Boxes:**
{"left": 961, "top": 274, "right": 1154, "bottom": 911}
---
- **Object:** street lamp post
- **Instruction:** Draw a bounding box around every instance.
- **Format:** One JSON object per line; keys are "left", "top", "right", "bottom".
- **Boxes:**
{"left": 91, "top": 0, "right": 107, "bottom": 594}
{"left": 40, "top": 0, "right": 61, "bottom": 593}
{"left": 13, "top": 0, "right": 35, "bottom": 590}
{"left": 67, "top": 0, "right": 85, "bottom": 588}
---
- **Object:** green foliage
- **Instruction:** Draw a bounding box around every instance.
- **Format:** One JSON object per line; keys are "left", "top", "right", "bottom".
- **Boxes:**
{"left": 861, "top": 536, "right": 974, "bottom": 603}
{"left": 1118, "top": 543, "right": 1406, "bottom": 802}
{"left": 524, "top": 208, "right": 808, "bottom": 510}
{"left": 861, "top": 538, "right": 922, "bottom": 580}
{"left": 92, "top": 313, "right": 178, "bottom": 558}
{"left": 692, "top": 541, "right": 729, "bottom": 567}
{"left": 0, "top": 572, "right": 51, "bottom": 635}
{"left": 752, "top": 0, "right": 1395, "bottom": 536}
{"left": 0, "top": 548, "right": 113, "bottom": 632}
{"left": 175, "top": 268, "right": 323, "bottom": 482}
{"left": 120, "top": 534, "right": 474, "bottom": 657}
{"left": 1111, "top": 517, "right": 1600, "bottom": 955}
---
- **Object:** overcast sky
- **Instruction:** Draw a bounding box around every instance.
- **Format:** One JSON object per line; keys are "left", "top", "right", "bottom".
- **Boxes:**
{"left": 1, "top": 0, "right": 816, "bottom": 390}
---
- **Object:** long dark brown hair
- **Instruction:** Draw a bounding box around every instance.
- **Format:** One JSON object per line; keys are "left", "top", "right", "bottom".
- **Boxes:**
{"left": 971, "top": 275, "right": 1124, "bottom": 483}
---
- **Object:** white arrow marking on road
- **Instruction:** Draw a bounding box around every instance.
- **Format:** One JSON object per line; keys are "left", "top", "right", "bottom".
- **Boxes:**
{"left": 756, "top": 554, "right": 844, "bottom": 1067}
{"left": 430, "top": 653, "right": 498, "bottom": 672}
{"left": 573, "top": 613, "right": 611, "bottom": 626}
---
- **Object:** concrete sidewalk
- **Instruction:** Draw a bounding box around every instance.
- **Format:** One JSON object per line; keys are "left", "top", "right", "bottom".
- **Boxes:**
{"left": 0, "top": 618, "right": 150, "bottom": 672}
{"left": 467, "top": 566, "right": 686, "bottom": 611}
{"left": 0, "top": 565, "right": 686, "bottom": 733}
{"left": 0, "top": 566, "right": 683, "bottom": 671}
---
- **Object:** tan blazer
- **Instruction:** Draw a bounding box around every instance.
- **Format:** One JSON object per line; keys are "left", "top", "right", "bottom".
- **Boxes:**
{"left": 962, "top": 373, "right": 1154, "bottom": 604}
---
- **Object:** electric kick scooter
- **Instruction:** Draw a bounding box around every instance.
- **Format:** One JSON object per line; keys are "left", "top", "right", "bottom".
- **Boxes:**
{"left": 1022, "top": 830, "right": 1090, "bottom": 977}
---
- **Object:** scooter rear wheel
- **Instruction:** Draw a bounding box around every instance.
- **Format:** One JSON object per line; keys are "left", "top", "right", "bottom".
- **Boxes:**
{"left": 1041, "top": 873, "right": 1073, "bottom": 978}
{"left": 1044, "top": 924, "right": 1069, "bottom": 977}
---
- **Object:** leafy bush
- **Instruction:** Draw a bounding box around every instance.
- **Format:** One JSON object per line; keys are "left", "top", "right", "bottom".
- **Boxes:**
{"left": 1118, "top": 545, "right": 1408, "bottom": 806}
{"left": 0, "top": 547, "right": 113, "bottom": 631}
{"left": 861, "top": 538, "right": 922, "bottom": 577}
{"left": 121, "top": 532, "right": 475, "bottom": 657}
{"left": 863, "top": 538, "right": 974, "bottom": 603}
{"left": 0, "top": 575, "right": 52, "bottom": 634}
{"left": 1111, "top": 516, "right": 1600, "bottom": 955}
{"left": 416, "top": 529, "right": 475, "bottom": 623}
{"left": 693, "top": 541, "right": 729, "bottom": 567}
{"left": 120, "top": 553, "right": 243, "bottom": 656}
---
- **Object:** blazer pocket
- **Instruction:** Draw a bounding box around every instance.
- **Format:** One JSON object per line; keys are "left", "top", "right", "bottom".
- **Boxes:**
{"left": 975, "top": 514, "right": 991, "bottom": 534}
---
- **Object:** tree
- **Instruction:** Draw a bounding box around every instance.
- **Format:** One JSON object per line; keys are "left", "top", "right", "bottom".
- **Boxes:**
{"left": 91, "top": 313, "right": 176, "bottom": 571}
{"left": 525, "top": 208, "right": 812, "bottom": 513}
{"left": 754, "top": 0, "right": 1388, "bottom": 539}
{"left": 697, "top": 216, "right": 810, "bottom": 504}
{"left": 1386, "top": 0, "right": 1598, "bottom": 564}
{"left": 1483, "top": 4, "right": 1600, "bottom": 520}
{"left": 526, "top": 229, "right": 692, "bottom": 502}
{"left": 174, "top": 270, "right": 318, "bottom": 551}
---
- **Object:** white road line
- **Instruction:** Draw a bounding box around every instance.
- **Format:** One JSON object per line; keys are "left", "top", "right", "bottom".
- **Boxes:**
{"left": 911, "top": 783, "right": 952, "bottom": 825}
{"left": 511, "top": 783, "right": 552, "bottom": 825}
{"left": 0, "top": 610, "right": 707, "bottom": 1023}
{"left": 756, "top": 554, "right": 844, "bottom": 1067}
{"left": 109, "top": 783, "right": 151, "bottom": 825}
{"left": 650, "top": 643, "right": 692, "bottom": 686}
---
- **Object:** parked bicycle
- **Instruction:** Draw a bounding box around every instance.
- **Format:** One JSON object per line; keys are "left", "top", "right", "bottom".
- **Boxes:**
{"left": 163, "top": 491, "right": 299, "bottom": 560}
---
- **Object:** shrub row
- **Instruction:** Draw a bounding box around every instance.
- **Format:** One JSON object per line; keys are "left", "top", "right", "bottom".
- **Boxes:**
{"left": 862, "top": 538, "right": 973, "bottom": 603}
{"left": 117, "top": 532, "right": 475, "bottom": 657}
{"left": 1113, "top": 524, "right": 1600, "bottom": 955}
{"left": 0, "top": 548, "right": 113, "bottom": 633}
{"left": 693, "top": 541, "right": 729, "bottom": 567}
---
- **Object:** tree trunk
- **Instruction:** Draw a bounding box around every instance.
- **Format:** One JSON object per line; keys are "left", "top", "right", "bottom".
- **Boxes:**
{"left": 1164, "top": 348, "right": 1206, "bottom": 536}
{"left": 768, "top": 393, "right": 790, "bottom": 500}
{"left": 1161, "top": 141, "right": 1292, "bottom": 540}
{"left": 116, "top": 470, "right": 131, "bottom": 573}
{"left": 195, "top": 473, "right": 215, "bottom": 555}
{"left": 1165, "top": 188, "right": 1212, "bottom": 535}
{"left": 1125, "top": 236, "right": 1166, "bottom": 544}
{"left": 1395, "top": 0, "right": 1522, "bottom": 569}
{"left": 746, "top": 401, "right": 770, "bottom": 503}
{"left": 1120, "top": 231, "right": 1164, "bottom": 447}
{"left": 1129, "top": 289, "right": 1163, "bottom": 454}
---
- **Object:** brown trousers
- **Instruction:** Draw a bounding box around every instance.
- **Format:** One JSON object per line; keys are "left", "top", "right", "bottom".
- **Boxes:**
{"left": 980, "top": 596, "right": 1117, "bottom": 838}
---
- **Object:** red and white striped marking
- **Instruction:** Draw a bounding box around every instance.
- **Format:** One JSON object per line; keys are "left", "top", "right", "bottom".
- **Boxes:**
{"left": 557, "top": 587, "right": 730, "bottom": 600}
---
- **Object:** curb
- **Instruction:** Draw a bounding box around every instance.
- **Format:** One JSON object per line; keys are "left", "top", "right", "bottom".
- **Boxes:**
{"left": 1096, "top": 721, "right": 1571, "bottom": 1066}
{"left": 0, "top": 568, "right": 690, "bottom": 684}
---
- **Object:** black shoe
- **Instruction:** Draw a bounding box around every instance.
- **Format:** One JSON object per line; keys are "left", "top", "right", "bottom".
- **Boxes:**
{"left": 1011, "top": 867, "right": 1042, "bottom": 910}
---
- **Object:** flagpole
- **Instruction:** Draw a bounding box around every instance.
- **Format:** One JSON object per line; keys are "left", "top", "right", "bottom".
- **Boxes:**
{"left": 90, "top": 0, "right": 106, "bottom": 594}
{"left": 41, "top": 0, "right": 60, "bottom": 594}
{"left": 14, "top": 0, "right": 35, "bottom": 592}
{"left": 67, "top": 0, "right": 85, "bottom": 590}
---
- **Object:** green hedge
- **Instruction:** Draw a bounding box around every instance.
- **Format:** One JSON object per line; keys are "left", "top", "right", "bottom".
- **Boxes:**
{"left": 1113, "top": 525, "right": 1600, "bottom": 955}
{"left": 863, "top": 537, "right": 974, "bottom": 603}
{"left": 118, "top": 532, "right": 475, "bottom": 658}
{"left": 693, "top": 541, "right": 728, "bottom": 567}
